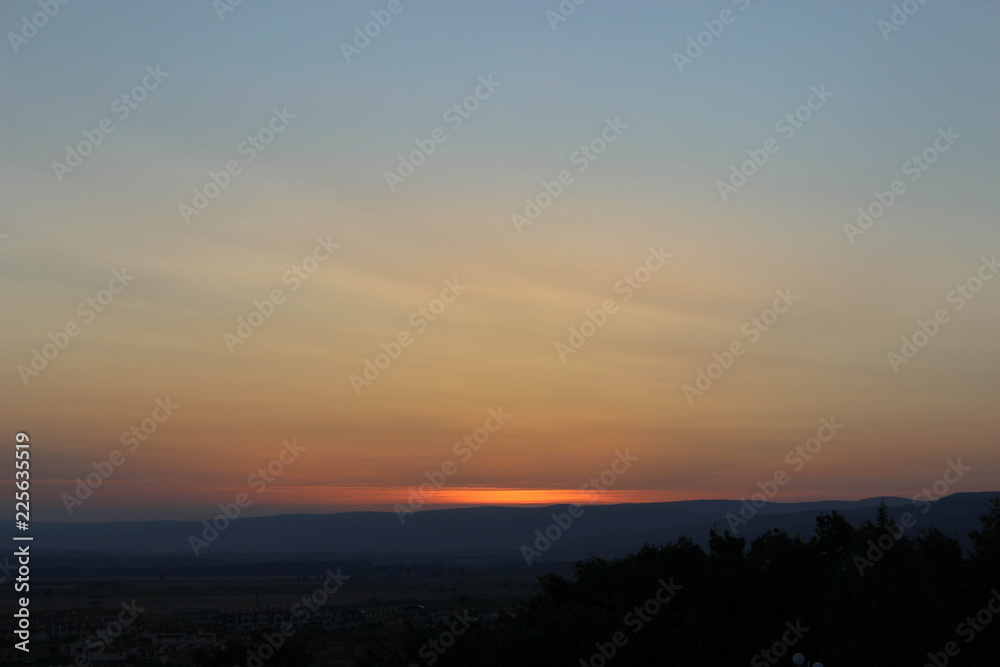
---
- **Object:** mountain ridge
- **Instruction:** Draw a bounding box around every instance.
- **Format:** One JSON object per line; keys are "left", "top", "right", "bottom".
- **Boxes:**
{"left": 32, "top": 492, "right": 999, "bottom": 559}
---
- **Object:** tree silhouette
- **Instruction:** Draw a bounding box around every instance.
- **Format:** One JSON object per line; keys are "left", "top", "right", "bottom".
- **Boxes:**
{"left": 363, "top": 498, "right": 1000, "bottom": 666}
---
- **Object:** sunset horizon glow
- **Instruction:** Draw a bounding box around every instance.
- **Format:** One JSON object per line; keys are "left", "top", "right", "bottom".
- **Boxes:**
{"left": 3, "top": 2, "right": 998, "bottom": 525}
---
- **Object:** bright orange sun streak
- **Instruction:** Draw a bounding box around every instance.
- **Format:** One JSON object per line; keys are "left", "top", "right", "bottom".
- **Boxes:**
{"left": 32, "top": 480, "right": 691, "bottom": 513}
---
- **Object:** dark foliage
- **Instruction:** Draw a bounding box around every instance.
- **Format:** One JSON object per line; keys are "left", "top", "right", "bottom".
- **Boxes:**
{"left": 364, "top": 500, "right": 1000, "bottom": 667}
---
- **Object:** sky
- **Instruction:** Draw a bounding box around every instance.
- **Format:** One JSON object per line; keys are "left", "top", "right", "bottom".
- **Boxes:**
{"left": 2, "top": 1, "right": 999, "bottom": 522}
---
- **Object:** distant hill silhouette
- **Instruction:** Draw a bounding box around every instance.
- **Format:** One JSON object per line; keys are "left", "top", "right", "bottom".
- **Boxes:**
{"left": 36, "top": 492, "right": 1000, "bottom": 558}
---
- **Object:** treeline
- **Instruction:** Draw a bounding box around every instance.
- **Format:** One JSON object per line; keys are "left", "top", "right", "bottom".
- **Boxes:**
{"left": 362, "top": 499, "right": 1000, "bottom": 666}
